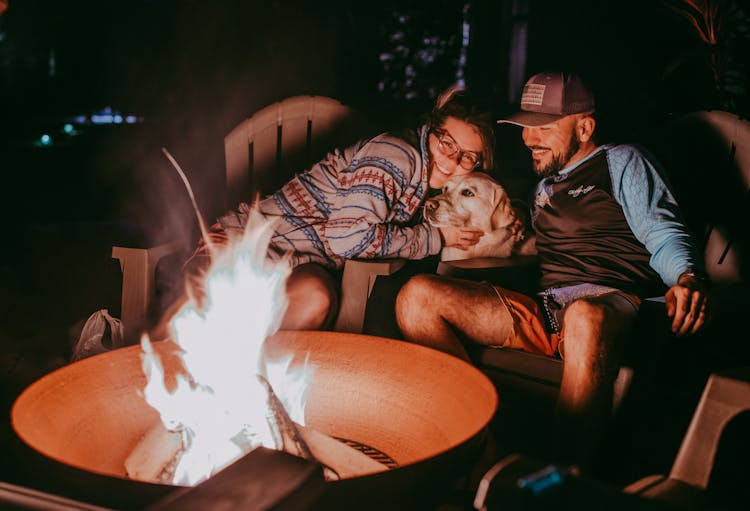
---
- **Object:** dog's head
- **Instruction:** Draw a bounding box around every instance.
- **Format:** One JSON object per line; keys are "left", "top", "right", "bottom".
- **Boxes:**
{"left": 424, "top": 173, "right": 535, "bottom": 260}
{"left": 424, "top": 173, "right": 519, "bottom": 232}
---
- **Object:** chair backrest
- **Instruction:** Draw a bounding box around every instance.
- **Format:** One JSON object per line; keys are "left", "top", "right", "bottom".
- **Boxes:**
{"left": 645, "top": 110, "right": 750, "bottom": 285}
{"left": 669, "top": 367, "right": 750, "bottom": 489}
{"left": 223, "top": 95, "right": 373, "bottom": 209}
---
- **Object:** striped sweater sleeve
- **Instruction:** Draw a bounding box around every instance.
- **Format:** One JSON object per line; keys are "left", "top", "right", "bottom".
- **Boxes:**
{"left": 324, "top": 134, "right": 442, "bottom": 259}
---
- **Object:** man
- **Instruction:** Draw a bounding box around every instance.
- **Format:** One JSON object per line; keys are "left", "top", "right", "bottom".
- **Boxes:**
{"left": 394, "top": 71, "right": 710, "bottom": 469}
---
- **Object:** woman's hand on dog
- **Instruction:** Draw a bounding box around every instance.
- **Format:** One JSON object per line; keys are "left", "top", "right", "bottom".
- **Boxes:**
{"left": 438, "top": 225, "right": 484, "bottom": 250}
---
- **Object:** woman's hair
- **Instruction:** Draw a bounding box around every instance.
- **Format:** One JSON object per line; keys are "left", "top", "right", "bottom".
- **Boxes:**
{"left": 425, "top": 86, "right": 496, "bottom": 171}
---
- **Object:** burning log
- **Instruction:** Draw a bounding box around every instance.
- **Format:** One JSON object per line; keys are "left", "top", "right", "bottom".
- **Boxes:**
{"left": 296, "top": 425, "right": 388, "bottom": 479}
{"left": 125, "top": 420, "right": 182, "bottom": 484}
{"left": 259, "top": 375, "right": 387, "bottom": 478}
{"left": 125, "top": 421, "right": 388, "bottom": 485}
{"left": 258, "top": 374, "right": 317, "bottom": 464}
{"left": 124, "top": 377, "right": 389, "bottom": 486}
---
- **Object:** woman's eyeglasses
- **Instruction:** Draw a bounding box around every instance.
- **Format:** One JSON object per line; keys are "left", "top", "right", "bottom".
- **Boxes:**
{"left": 433, "top": 128, "right": 482, "bottom": 170}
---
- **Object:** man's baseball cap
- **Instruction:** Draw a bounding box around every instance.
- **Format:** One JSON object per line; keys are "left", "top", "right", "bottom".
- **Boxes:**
{"left": 497, "top": 72, "right": 595, "bottom": 127}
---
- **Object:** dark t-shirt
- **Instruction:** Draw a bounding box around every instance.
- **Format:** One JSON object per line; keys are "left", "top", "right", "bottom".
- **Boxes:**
{"left": 534, "top": 150, "right": 663, "bottom": 296}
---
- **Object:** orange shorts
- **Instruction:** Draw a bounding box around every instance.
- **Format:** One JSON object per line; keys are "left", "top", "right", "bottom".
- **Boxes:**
{"left": 492, "top": 287, "right": 559, "bottom": 357}
{"left": 492, "top": 285, "right": 641, "bottom": 358}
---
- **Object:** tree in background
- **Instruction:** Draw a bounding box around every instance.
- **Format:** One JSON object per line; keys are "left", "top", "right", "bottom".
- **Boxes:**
{"left": 662, "top": 0, "right": 750, "bottom": 116}
{"left": 376, "top": 0, "right": 467, "bottom": 124}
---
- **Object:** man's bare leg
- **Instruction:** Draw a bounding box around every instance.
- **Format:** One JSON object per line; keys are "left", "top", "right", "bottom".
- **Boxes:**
{"left": 555, "top": 296, "right": 636, "bottom": 470}
{"left": 282, "top": 263, "right": 339, "bottom": 330}
{"left": 395, "top": 274, "right": 514, "bottom": 361}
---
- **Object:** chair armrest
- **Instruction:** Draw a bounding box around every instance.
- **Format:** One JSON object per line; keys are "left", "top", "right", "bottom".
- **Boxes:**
{"left": 112, "top": 242, "right": 180, "bottom": 343}
{"left": 476, "top": 347, "right": 563, "bottom": 386}
{"left": 437, "top": 255, "right": 540, "bottom": 294}
{"left": 669, "top": 367, "right": 750, "bottom": 489}
{"left": 333, "top": 259, "right": 406, "bottom": 334}
{"left": 437, "top": 255, "right": 539, "bottom": 271}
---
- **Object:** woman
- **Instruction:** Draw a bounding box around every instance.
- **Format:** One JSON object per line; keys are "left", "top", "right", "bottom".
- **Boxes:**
{"left": 184, "top": 87, "right": 496, "bottom": 331}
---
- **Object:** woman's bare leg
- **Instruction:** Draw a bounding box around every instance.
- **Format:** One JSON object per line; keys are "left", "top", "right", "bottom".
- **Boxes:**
{"left": 282, "top": 263, "right": 339, "bottom": 330}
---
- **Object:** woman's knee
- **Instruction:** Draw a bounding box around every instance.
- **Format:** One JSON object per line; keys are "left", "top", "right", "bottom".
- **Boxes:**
{"left": 284, "top": 266, "right": 338, "bottom": 329}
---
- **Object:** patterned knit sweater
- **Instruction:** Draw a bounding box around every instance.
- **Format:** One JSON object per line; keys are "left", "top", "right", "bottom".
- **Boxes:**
{"left": 211, "top": 128, "right": 442, "bottom": 270}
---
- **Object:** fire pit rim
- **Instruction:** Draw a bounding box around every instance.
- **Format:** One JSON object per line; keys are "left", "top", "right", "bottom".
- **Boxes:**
{"left": 11, "top": 330, "right": 498, "bottom": 487}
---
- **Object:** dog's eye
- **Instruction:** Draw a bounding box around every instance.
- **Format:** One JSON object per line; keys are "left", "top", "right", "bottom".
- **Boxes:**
{"left": 461, "top": 189, "right": 474, "bottom": 197}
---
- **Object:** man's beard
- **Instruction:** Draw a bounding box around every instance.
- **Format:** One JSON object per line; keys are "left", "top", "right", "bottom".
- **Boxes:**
{"left": 534, "top": 135, "right": 580, "bottom": 177}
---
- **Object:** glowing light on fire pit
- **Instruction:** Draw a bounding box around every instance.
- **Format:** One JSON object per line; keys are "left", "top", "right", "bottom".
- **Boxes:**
{"left": 139, "top": 210, "right": 311, "bottom": 486}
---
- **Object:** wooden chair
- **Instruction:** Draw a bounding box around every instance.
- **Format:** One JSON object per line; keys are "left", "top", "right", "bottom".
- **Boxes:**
{"left": 112, "top": 95, "right": 402, "bottom": 342}
{"left": 472, "top": 368, "right": 750, "bottom": 510}
{"left": 623, "top": 367, "right": 750, "bottom": 509}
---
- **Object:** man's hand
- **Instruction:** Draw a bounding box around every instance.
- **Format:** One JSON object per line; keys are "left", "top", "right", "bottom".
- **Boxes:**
{"left": 438, "top": 225, "right": 484, "bottom": 250}
{"left": 665, "top": 272, "right": 710, "bottom": 336}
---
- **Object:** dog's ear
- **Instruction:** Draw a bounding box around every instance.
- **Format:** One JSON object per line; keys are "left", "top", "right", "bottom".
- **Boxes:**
{"left": 489, "top": 187, "right": 517, "bottom": 230}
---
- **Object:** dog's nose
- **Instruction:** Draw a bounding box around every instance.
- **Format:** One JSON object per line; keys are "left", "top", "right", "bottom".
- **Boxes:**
{"left": 425, "top": 199, "right": 439, "bottom": 211}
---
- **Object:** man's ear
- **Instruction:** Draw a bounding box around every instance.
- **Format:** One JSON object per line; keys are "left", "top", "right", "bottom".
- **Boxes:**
{"left": 577, "top": 115, "right": 596, "bottom": 143}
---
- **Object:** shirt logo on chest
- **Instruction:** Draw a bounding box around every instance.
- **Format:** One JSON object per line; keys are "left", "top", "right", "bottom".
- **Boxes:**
{"left": 535, "top": 188, "right": 551, "bottom": 209}
{"left": 568, "top": 184, "right": 595, "bottom": 197}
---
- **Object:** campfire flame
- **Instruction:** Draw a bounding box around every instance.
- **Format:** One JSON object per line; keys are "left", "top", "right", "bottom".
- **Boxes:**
{"left": 139, "top": 208, "right": 312, "bottom": 486}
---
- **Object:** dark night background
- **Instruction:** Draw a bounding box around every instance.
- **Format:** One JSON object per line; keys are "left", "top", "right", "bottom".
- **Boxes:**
{"left": 2, "top": 0, "right": 748, "bottom": 229}
{"left": 2, "top": 0, "right": 747, "bottom": 228}
{"left": 0, "top": 0, "right": 748, "bottom": 506}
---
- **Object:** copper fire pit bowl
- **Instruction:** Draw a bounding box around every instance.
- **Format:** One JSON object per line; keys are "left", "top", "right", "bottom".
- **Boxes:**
{"left": 11, "top": 331, "right": 497, "bottom": 509}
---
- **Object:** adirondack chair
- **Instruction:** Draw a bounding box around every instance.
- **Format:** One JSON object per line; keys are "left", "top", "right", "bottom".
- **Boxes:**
{"left": 112, "top": 95, "right": 402, "bottom": 342}
{"left": 471, "top": 368, "right": 750, "bottom": 510}
{"left": 623, "top": 367, "right": 750, "bottom": 509}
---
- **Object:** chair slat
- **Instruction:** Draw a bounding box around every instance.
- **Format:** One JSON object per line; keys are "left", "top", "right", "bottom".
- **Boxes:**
{"left": 224, "top": 95, "right": 368, "bottom": 207}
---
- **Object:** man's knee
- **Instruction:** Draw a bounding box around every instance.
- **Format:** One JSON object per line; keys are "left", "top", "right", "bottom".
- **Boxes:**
{"left": 564, "top": 299, "right": 609, "bottom": 330}
{"left": 395, "top": 274, "right": 446, "bottom": 332}
{"left": 561, "top": 296, "right": 634, "bottom": 365}
{"left": 396, "top": 274, "right": 440, "bottom": 317}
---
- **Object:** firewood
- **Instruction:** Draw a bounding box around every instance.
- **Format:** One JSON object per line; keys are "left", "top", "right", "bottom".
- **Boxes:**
{"left": 296, "top": 425, "right": 389, "bottom": 480}
{"left": 125, "top": 419, "right": 389, "bottom": 485}
{"left": 258, "top": 374, "right": 316, "bottom": 462}
{"left": 125, "top": 420, "right": 183, "bottom": 483}
{"left": 126, "top": 377, "right": 389, "bottom": 485}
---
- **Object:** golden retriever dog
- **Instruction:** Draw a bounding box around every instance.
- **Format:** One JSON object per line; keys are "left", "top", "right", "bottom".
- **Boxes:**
{"left": 424, "top": 173, "right": 536, "bottom": 261}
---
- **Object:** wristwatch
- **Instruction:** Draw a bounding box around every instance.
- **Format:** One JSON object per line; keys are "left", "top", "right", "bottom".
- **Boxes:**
{"left": 678, "top": 270, "right": 709, "bottom": 287}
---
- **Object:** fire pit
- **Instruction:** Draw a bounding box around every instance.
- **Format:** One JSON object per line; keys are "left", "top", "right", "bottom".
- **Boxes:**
{"left": 11, "top": 330, "right": 497, "bottom": 509}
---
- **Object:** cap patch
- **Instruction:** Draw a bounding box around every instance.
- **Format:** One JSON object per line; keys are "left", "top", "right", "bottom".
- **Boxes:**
{"left": 521, "top": 84, "right": 545, "bottom": 107}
